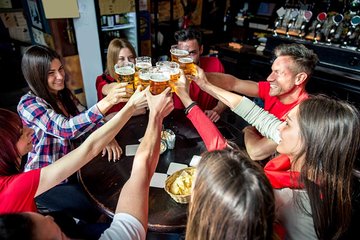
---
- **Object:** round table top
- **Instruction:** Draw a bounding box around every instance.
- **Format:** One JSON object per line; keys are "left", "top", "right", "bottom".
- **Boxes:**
{"left": 78, "top": 110, "right": 244, "bottom": 232}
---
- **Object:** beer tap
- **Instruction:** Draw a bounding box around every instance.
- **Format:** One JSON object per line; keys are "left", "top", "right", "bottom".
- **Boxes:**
{"left": 341, "top": 15, "right": 360, "bottom": 48}
{"left": 273, "top": 7, "right": 286, "bottom": 36}
{"left": 313, "top": 12, "right": 327, "bottom": 44}
{"left": 326, "top": 14, "right": 344, "bottom": 45}
{"left": 286, "top": 9, "right": 299, "bottom": 38}
{"left": 299, "top": 10, "right": 313, "bottom": 38}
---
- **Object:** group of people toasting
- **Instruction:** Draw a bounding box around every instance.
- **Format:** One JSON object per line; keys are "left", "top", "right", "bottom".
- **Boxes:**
{"left": 0, "top": 27, "right": 359, "bottom": 240}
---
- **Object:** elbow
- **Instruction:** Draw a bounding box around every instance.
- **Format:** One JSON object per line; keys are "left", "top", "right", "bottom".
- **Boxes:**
{"left": 245, "top": 146, "right": 272, "bottom": 161}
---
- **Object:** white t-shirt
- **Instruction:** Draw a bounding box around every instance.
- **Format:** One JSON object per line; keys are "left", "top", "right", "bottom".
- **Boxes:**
{"left": 100, "top": 213, "right": 146, "bottom": 240}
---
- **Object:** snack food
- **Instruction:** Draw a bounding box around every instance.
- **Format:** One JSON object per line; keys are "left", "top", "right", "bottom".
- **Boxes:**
{"left": 170, "top": 168, "right": 194, "bottom": 195}
{"left": 160, "top": 140, "right": 167, "bottom": 154}
{"left": 165, "top": 167, "right": 196, "bottom": 204}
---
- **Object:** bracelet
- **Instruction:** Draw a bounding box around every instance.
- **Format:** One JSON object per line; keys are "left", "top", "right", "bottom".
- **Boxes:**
{"left": 184, "top": 102, "right": 197, "bottom": 115}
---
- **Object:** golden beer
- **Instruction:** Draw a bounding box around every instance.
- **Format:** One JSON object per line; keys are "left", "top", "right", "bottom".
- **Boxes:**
{"left": 156, "top": 61, "right": 180, "bottom": 92}
{"left": 115, "top": 66, "right": 135, "bottom": 92}
{"left": 135, "top": 57, "right": 152, "bottom": 88}
{"left": 179, "top": 57, "right": 197, "bottom": 81}
{"left": 135, "top": 62, "right": 152, "bottom": 88}
{"left": 170, "top": 45, "right": 189, "bottom": 63}
{"left": 139, "top": 68, "right": 151, "bottom": 89}
{"left": 149, "top": 72, "right": 170, "bottom": 95}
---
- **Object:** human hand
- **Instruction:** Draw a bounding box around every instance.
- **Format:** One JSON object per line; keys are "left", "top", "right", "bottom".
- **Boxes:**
{"left": 133, "top": 107, "right": 147, "bottom": 116}
{"left": 174, "top": 69, "right": 190, "bottom": 95}
{"left": 104, "top": 82, "right": 131, "bottom": 105}
{"left": 192, "top": 66, "right": 209, "bottom": 90}
{"left": 146, "top": 87, "right": 174, "bottom": 120}
{"left": 102, "top": 138, "right": 123, "bottom": 162}
{"left": 205, "top": 109, "right": 221, "bottom": 122}
{"left": 126, "top": 86, "right": 148, "bottom": 111}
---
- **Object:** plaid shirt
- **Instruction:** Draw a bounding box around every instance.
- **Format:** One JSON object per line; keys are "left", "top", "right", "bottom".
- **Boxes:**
{"left": 17, "top": 92, "right": 104, "bottom": 172}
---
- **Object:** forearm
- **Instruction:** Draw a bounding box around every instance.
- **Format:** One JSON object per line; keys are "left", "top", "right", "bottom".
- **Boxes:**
{"left": 115, "top": 112, "right": 163, "bottom": 230}
{"left": 244, "top": 130, "right": 278, "bottom": 161}
{"left": 187, "top": 105, "right": 227, "bottom": 151}
{"left": 96, "top": 97, "right": 115, "bottom": 115}
{"left": 205, "top": 72, "right": 238, "bottom": 91}
{"left": 37, "top": 103, "right": 136, "bottom": 196}
{"left": 20, "top": 100, "right": 103, "bottom": 139}
{"left": 202, "top": 82, "right": 243, "bottom": 109}
{"left": 233, "top": 97, "right": 282, "bottom": 143}
{"left": 131, "top": 112, "right": 163, "bottom": 181}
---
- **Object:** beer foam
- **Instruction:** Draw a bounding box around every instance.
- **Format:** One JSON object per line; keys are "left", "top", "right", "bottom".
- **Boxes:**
{"left": 150, "top": 72, "right": 170, "bottom": 81}
{"left": 139, "top": 72, "right": 150, "bottom": 80}
{"left": 116, "top": 67, "right": 135, "bottom": 75}
{"left": 170, "top": 48, "right": 189, "bottom": 56}
{"left": 179, "top": 57, "right": 193, "bottom": 64}
{"left": 136, "top": 62, "right": 152, "bottom": 69}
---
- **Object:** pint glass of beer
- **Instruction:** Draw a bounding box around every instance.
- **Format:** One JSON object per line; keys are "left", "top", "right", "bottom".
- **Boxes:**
{"left": 149, "top": 71, "right": 170, "bottom": 95}
{"left": 138, "top": 67, "right": 152, "bottom": 89}
{"left": 135, "top": 56, "right": 152, "bottom": 88}
{"left": 170, "top": 45, "right": 189, "bottom": 63}
{"left": 114, "top": 62, "right": 135, "bottom": 94}
{"left": 156, "top": 61, "right": 180, "bottom": 92}
{"left": 178, "top": 57, "right": 197, "bottom": 81}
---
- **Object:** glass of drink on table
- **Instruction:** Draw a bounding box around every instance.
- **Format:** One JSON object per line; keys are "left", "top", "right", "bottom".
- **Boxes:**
{"left": 149, "top": 69, "right": 170, "bottom": 95}
{"left": 170, "top": 45, "right": 189, "bottom": 63}
{"left": 156, "top": 61, "right": 180, "bottom": 92}
{"left": 135, "top": 56, "right": 152, "bottom": 88}
{"left": 178, "top": 57, "right": 197, "bottom": 82}
{"left": 114, "top": 62, "right": 135, "bottom": 95}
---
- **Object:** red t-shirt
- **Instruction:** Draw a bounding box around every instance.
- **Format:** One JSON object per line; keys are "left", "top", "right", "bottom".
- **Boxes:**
{"left": 0, "top": 169, "right": 41, "bottom": 213}
{"left": 96, "top": 74, "right": 126, "bottom": 115}
{"left": 258, "top": 82, "right": 308, "bottom": 120}
{"left": 173, "top": 56, "right": 225, "bottom": 110}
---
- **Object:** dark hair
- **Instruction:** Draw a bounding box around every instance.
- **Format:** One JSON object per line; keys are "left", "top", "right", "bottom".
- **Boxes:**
{"left": 174, "top": 27, "right": 203, "bottom": 46}
{"left": 0, "top": 109, "right": 22, "bottom": 176}
{"left": 21, "top": 45, "right": 79, "bottom": 116}
{"left": 186, "top": 149, "right": 275, "bottom": 239}
{"left": 0, "top": 213, "right": 34, "bottom": 239}
{"left": 295, "top": 96, "right": 360, "bottom": 239}
{"left": 105, "top": 38, "right": 137, "bottom": 79}
{"left": 274, "top": 43, "right": 318, "bottom": 78}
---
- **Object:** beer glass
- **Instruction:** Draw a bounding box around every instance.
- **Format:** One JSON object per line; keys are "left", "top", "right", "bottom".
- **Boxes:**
{"left": 114, "top": 62, "right": 135, "bottom": 94}
{"left": 156, "top": 61, "right": 180, "bottom": 92}
{"left": 178, "top": 57, "right": 197, "bottom": 81}
{"left": 170, "top": 45, "right": 189, "bottom": 63}
{"left": 149, "top": 70, "right": 170, "bottom": 95}
{"left": 138, "top": 67, "right": 152, "bottom": 89}
{"left": 135, "top": 56, "right": 152, "bottom": 88}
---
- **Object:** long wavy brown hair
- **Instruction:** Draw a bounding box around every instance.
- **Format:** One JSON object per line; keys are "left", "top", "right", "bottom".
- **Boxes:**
{"left": 294, "top": 96, "right": 360, "bottom": 239}
{"left": 186, "top": 149, "right": 275, "bottom": 240}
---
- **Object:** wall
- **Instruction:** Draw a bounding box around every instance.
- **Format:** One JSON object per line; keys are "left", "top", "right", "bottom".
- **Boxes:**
{"left": 73, "top": 0, "right": 102, "bottom": 108}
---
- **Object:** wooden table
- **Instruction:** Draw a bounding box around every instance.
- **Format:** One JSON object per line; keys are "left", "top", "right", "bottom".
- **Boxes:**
{"left": 78, "top": 110, "right": 243, "bottom": 232}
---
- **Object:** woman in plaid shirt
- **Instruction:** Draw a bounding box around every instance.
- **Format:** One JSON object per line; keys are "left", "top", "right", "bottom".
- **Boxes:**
{"left": 17, "top": 45, "right": 147, "bottom": 224}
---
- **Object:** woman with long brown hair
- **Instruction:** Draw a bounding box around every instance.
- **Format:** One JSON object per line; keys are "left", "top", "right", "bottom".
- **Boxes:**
{"left": 194, "top": 67, "right": 360, "bottom": 239}
{"left": 96, "top": 38, "right": 146, "bottom": 117}
{"left": 17, "top": 44, "right": 147, "bottom": 223}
